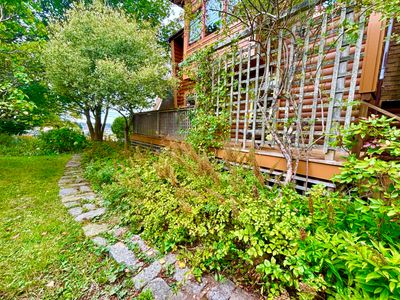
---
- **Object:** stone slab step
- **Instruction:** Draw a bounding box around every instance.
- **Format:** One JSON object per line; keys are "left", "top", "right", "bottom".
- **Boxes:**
{"left": 83, "top": 223, "right": 108, "bottom": 237}
{"left": 75, "top": 207, "right": 105, "bottom": 222}
{"left": 133, "top": 261, "right": 162, "bottom": 290}
{"left": 144, "top": 278, "right": 172, "bottom": 300}
{"left": 109, "top": 242, "right": 143, "bottom": 268}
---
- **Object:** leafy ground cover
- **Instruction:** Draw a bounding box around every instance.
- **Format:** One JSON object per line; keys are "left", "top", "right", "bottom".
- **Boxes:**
{"left": 0, "top": 155, "right": 135, "bottom": 299}
{"left": 83, "top": 117, "right": 400, "bottom": 299}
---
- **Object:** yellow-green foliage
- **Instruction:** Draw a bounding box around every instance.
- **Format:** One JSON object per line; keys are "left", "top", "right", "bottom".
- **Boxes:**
{"left": 83, "top": 117, "right": 400, "bottom": 298}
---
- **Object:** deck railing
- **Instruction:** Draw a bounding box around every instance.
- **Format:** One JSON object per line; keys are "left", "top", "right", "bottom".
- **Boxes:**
{"left": 132, "top": 108, "right": 193, "bottom": 140}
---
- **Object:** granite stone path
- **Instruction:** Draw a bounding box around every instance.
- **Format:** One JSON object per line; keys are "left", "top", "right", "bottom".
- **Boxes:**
{"left": 59, "top": 155, "right": 258, "bottom": 300}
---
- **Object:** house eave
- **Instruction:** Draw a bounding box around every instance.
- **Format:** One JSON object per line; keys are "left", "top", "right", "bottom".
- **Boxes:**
{"left": 170, "top": 0, "right": 184, "bottom": 8}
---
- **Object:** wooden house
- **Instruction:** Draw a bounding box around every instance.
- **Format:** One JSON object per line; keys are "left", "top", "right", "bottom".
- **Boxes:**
{"left": 131, "top": 0, "right": 400, "bottom": 190}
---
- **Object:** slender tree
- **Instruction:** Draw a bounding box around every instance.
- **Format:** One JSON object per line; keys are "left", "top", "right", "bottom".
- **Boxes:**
{"left": 43, "top": 1, "right": 170, "bottom": 141}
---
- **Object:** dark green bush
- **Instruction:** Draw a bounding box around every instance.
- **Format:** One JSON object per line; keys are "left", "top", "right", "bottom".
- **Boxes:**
{"left": 38, "top": 128, "right": 87, "bottom": 154}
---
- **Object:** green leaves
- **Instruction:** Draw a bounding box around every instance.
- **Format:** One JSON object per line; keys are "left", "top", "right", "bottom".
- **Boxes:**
{"left": 43, "top": 1, "right": 171, "bottom": 137}
{"left": 182, "top": 46, "right": 233, "bottom": 152}
{"left": 38, "top": 127, "right": 87, "bottom": 154}
{"left": 341, "top": 115, "right": 400, "bottom": 158}
{"left": 82, "top": 114, "right": 400, "bottom": 299}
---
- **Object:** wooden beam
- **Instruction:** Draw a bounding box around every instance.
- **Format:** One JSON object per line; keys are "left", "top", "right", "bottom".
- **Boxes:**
{"left": 359, "top": 13, "right": 386, "bottom": 93}
{"left": 216, "top": 148, "right": 341, "bottom": 181}
{"left": 131, "top": 134, "right": 342, "bottom": 181}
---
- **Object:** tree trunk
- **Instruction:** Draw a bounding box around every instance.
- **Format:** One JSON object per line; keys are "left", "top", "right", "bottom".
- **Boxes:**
{"left": 92, "top": 106, "right": 103, "bottom": 141}
{"left": 123, "top": 116, "right": 130, "bottom": 150}
{"left": 84, "top": 108, "right": 95, "bottom": 140}
{"left": 284, "top": 159, "right": 293, "bottom": 185}
{"left": 101, "top": 107, "right": 109, "bottom": 137}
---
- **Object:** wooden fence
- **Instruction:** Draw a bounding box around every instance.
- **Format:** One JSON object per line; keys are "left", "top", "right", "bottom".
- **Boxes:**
{"left": 132, "top": 108, "right": 193, "bottom": 140}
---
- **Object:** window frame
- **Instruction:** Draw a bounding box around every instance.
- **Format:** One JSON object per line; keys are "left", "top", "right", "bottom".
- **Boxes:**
{"left": 205, "top": 0, "right": 223, "bottom": 35}
{"left": 189, "top": 9, "right": 202, "bottom": 45}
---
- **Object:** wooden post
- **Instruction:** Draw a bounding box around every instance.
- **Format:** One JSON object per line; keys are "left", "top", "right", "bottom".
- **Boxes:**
{"left": 271, "top": 30, "right": 283, "bottom": 146}
{"left": 242, "top": 44, "right": 252, "bottom": 148}
{"left": 229, "top": 53, "right": 235, "bottom": 127}
{"left": 345, "top": 12, "right": 366, "bottom": 128}
{"left": 309, "top": 12, "right": 327, "bottom": 147}
{"left": 252, "top": 43, "right": 261, "bottom": 145}
{"left": 235, "top": 48, "right": 243, "bottom": 144}
{"left": 295, "top": 24, "right": 310, "bottom": 147}
{"left": 261, "top": 37, "right": 271, "bottom": 146}
{"left": 323, "top": 7, "right": 347, "bottom": 155}
{"left": 216, "top": 58, "right": 221, "bottom": 116}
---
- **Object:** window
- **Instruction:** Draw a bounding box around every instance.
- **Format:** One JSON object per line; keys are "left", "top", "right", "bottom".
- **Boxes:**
{"left": 185, "top": 92, "right": 197, "bottom": 107}
{"left": 227, "top": 0, "right": 238, "bottom": 12}
{"left": 227, "top": 0, "right": 239, "bottom": 23}
{"left": 205, "top": 0, "right": 222, "bottom": 34}
{"left": 189, "top": 11, "right": 202, "bottom": 44}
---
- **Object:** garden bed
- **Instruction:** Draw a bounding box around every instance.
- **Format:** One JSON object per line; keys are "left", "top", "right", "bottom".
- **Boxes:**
{"left": 82, "top": 128, "right": 400, "bottom": 299}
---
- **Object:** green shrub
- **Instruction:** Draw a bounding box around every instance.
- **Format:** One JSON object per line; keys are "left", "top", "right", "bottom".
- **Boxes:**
{"left": 84, "top": 159, "right": 117, "bottom": 190}
{"left": 85, "top": 144, "right": 316, "bottom": 297}
{"left": 0, "top": 134, "right": 41, "bottom": 156}
{"left": 82, "top": 116, "right": 400, "bottom": 299}
{"left": 111, "top": 117, "right": 126, "bottom": 139}
{"left": 38, "top": 128, "right": 87, "bottom": 154}
{"left": 294, "top": 116, "right": 400, "bottom": 298}
{"left": 186, "top": 110, "right": 230, "bottom": 152}
{"left": 82, "top": 141, "right": 124, "bottom": 164}
{"left": 0, "top": 133, "right": 14, "bottom": 147}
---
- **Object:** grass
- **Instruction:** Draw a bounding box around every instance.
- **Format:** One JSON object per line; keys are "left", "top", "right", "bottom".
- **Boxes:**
{"left": 0, "top": 155, "right": 132, "bottom": 299}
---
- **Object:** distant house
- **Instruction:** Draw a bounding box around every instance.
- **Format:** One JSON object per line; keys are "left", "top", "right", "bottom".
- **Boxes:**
{"left": 132, "top": 0, "right": 400, "bottom": 190}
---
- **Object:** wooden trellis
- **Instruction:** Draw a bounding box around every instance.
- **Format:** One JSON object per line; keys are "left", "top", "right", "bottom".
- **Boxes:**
{"left": 209, "top": 6, "right": 367, "bottom": 159}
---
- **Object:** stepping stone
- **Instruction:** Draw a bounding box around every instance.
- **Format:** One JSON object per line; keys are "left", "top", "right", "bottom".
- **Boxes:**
{"left": 133, "top": 261, "right": 162, "bottom": 290}
{"left": 112, "top": 226, "right": 128, "bottom": 238}
{"left": 67, "top": 183, "right": 88, "bottom": 188}
{"left": 83, "top": 203, "right": 96, "bottom": 210}
{"left": 69, "top": 207, "right": 83, "bottom": 217}
{"left": 75, "top": 177, "right": 86, "bottom": 183}
{"left": 131, "top": 235, "right": 159, "bottom": 257}
{"left": 64, "top": 171, "right": 82, "bottom": 176}
{"left": 206, "top": 279, "right": 235, "bottom": 300}
{"left": 144, "top": 278, "right": 172, "bottom": 300}
{"left": 66, "top": 161, "right": 80, "bottom": 167}
{"left": 59, "top": 187, "right": 78, "bottom": 197}
{"left": 64, "top": 201, "right": 80, "bottom": 208}
{"left": 177, "top": 277, "right": 210, "bottom": 299}
{"left": 83, "top": 223, "right": 108, "bottom": 237}
{"left": 173, "top": 266, "right": 190, "bottom": 283}
{"left": 109, "top": 242, "right": 142, "bottom": 268}
{"left": 131, "top": 235, "right": 150, "bottom": 251}
{"left": 92, "top": 236, "right": 108, "bottom": 247}
{"left": 62, "top": 195, "right": 83, "bottom": 203}
{"left": 79, "top": 193, "right": 97, "bottom": 200}
{"left": 79, "top": 185, "right": 92, "bottom": 193}
{"left": 160, "top": 253, "right": 176, "bottom": 265}
{"left": 230, "top": 288, "right": 257, "bottom": 300}
{"left": 59, "top": 178, "right": 74, "bottom": 184}
{"left": 75, "top": 207, "right": 105, "bottom": 222}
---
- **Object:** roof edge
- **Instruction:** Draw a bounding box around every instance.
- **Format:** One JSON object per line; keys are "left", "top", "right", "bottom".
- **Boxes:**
{"left": 168, "top": 28, "right": 184, "bottom": 43}
{"left": 170, "top": 0, "right": 184, "bottom": 8}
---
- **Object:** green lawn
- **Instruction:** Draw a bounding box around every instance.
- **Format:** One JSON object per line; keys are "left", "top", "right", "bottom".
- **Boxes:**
{"left": 0, "top": 156, "right": 122, "bottom": 299}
